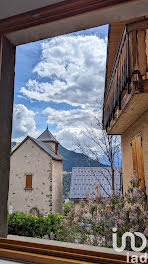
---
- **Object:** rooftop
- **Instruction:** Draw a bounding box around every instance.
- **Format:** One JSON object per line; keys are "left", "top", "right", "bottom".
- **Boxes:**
{"left": 37, "top": 127, "right": 59, "bottom": 143}
{"left": 30, "top": 136, "right": 62, "bottom": 161}
{"left": 11, "top": 128, "right": 62, "bottom": 161}
{"left": 69, "top": 167, "right": 121, "bottom": 200}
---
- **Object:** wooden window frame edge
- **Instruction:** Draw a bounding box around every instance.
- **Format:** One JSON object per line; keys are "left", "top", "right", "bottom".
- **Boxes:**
{"left": 24, "top": 188, "right": 33, "bottom": 191}
{"left": 0, "top": 0, "right": 134, "bottom": 36}
{"left": 25, "top": 175, "right": 33, "bottom": 189}
{"left": 0, "top": 238, "right": 132, "bottom": 264}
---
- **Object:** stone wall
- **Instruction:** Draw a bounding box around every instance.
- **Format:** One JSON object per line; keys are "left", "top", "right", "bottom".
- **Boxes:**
{"left": 9, "top": 138, "right": 54, "bottom": 215}
{"left": 52, "top": 160, "right": 63, "bottom": 214}
{"left": 121, "top": 109, "right": 148, "bottom": 194}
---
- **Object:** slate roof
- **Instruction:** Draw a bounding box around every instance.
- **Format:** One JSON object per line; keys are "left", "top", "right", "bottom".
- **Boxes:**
{"left": 37, "top": 128, "right": 58, "bottom": 143}
{"left": 11, "top": 136, "right": 63, "bottom": 161}
{"left": 69, "top": 167, "right": 121, "bottom": 200}
{"left": 29, "top": 137, "right": 63, "bottom": 161}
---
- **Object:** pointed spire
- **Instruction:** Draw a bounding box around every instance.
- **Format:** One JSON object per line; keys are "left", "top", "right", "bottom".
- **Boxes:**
{"left": 37, "top": 127, "right": 58, "bottom": 143}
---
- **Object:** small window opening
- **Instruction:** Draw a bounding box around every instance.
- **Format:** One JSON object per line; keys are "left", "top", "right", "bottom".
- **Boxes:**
{"left": 25, "top": 175, "right": 32, "bottom": 189}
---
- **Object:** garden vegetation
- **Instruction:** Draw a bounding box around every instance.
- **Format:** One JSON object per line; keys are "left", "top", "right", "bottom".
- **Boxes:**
{"left": 8, "top": 177, "right": 148, "bottom": 251}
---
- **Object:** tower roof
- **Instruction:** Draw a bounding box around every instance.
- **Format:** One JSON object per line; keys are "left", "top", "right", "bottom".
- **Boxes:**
{"left": 37, "top": 127, "right": 58, "bottom": 143}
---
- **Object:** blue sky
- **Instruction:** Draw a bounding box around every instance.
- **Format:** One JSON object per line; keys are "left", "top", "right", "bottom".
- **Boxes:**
{"left": 12, "top": 25, "right": 108, "bottom": 150}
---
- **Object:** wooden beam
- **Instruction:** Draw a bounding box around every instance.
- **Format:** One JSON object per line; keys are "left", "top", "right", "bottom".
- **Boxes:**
{"left": 0, "top": 0, "right": 134, "bottom": 35}
{"left": 0, "top": 35, "right": 3, "bottom": 80}
{"left": 0, "top": 238, "right": 132, "bottom": 264}
{"left": 0, "top": 37, "right": 15, "bottom": 237}
{"left": 132, "top": 31, "right": 138, "bottom": 72}
{"left": 137, "top": 30, "right": 147, "bottom": 76}
{"left": 127, "top": 18, "right": 148, "bottom": 32}
{"left": 145, "top": 29, "right": 148, "bottom": 70}
{"left": 0, "top": 248, "right": 93, "bottom": 264}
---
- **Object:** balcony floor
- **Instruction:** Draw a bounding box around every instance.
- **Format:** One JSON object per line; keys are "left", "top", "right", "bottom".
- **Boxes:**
{"left": 107, "top": 92, "right": 148, "bottom": 135}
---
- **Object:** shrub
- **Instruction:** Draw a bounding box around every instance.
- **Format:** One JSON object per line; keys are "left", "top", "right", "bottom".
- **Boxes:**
{"left": 63, "top": 201, "right": 74, "bottom": 216}
{"left": 57, "top": 176, "right": 148, "bottom": 250}
{"left": 8, "top": 176, "right": 148, "bottom": 251}
{"left": 8, "top": 212, "right": 63, "bottom": 238}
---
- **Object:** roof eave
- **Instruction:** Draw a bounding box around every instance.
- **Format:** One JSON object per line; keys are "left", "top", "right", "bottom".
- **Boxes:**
{"left": 11, "top": 136, "right": 63, "bottom": 161}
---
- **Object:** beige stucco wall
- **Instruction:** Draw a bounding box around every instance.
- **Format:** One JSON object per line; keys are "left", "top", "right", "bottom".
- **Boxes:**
{"left": 9, "top": 138, "right": 63, "bottom": 215}
{"left": 121, "top": 109, "right": 148, "bottom": 194}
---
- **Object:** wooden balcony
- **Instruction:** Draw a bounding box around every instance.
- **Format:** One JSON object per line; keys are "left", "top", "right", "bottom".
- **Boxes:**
{"left": 103, "top": 18, "right": 148, "bottom": 135}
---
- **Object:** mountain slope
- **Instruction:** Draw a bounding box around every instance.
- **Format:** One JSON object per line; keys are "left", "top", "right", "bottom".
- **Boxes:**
{"left": 11, "top": 142, "right": 106, "bottom": 172}
{"left": 59, "top": 144, "right": 105, "bottom": 172}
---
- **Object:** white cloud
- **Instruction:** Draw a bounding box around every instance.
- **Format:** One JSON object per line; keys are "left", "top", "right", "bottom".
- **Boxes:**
{"left": 55, "top": 127, "right": 84, "bottom": 150}
{"left": 43, "top": 107, "right": 102, "bottom": 151}
{"left": 20, "top": 35, "right": 107, "bottom": 109}
{"left": 12, "top": 104, "right": 40, "bottom": 142}
{"left": 43, "top": 107, "right": 95, "bottom": 130}
{"left": 16, "top": 34, "right": 107, "bottom": 151}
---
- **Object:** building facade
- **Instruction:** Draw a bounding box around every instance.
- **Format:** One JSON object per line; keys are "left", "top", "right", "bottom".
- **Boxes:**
{"left": 103, "top": 17, "right": 148, "bottom": 194}
{"left": 9, "top": 128, "right": 63, "bottom": 216}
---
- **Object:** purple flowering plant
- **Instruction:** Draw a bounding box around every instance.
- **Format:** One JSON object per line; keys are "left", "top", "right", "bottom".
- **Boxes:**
{"left": 57, "top": 176, "right": 148, "bottom": 251}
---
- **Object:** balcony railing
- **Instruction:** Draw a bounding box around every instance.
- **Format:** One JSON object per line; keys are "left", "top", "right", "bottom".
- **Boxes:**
{"left": 103, "top": 18, "right": 148, "bottom": 131}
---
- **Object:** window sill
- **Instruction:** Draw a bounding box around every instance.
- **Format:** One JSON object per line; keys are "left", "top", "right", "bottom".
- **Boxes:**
{"left": 0, "top": 236, "right": 128, "bottom": 264}
{"left": 24, "top": 188, "right": 33, "bottom": 191}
